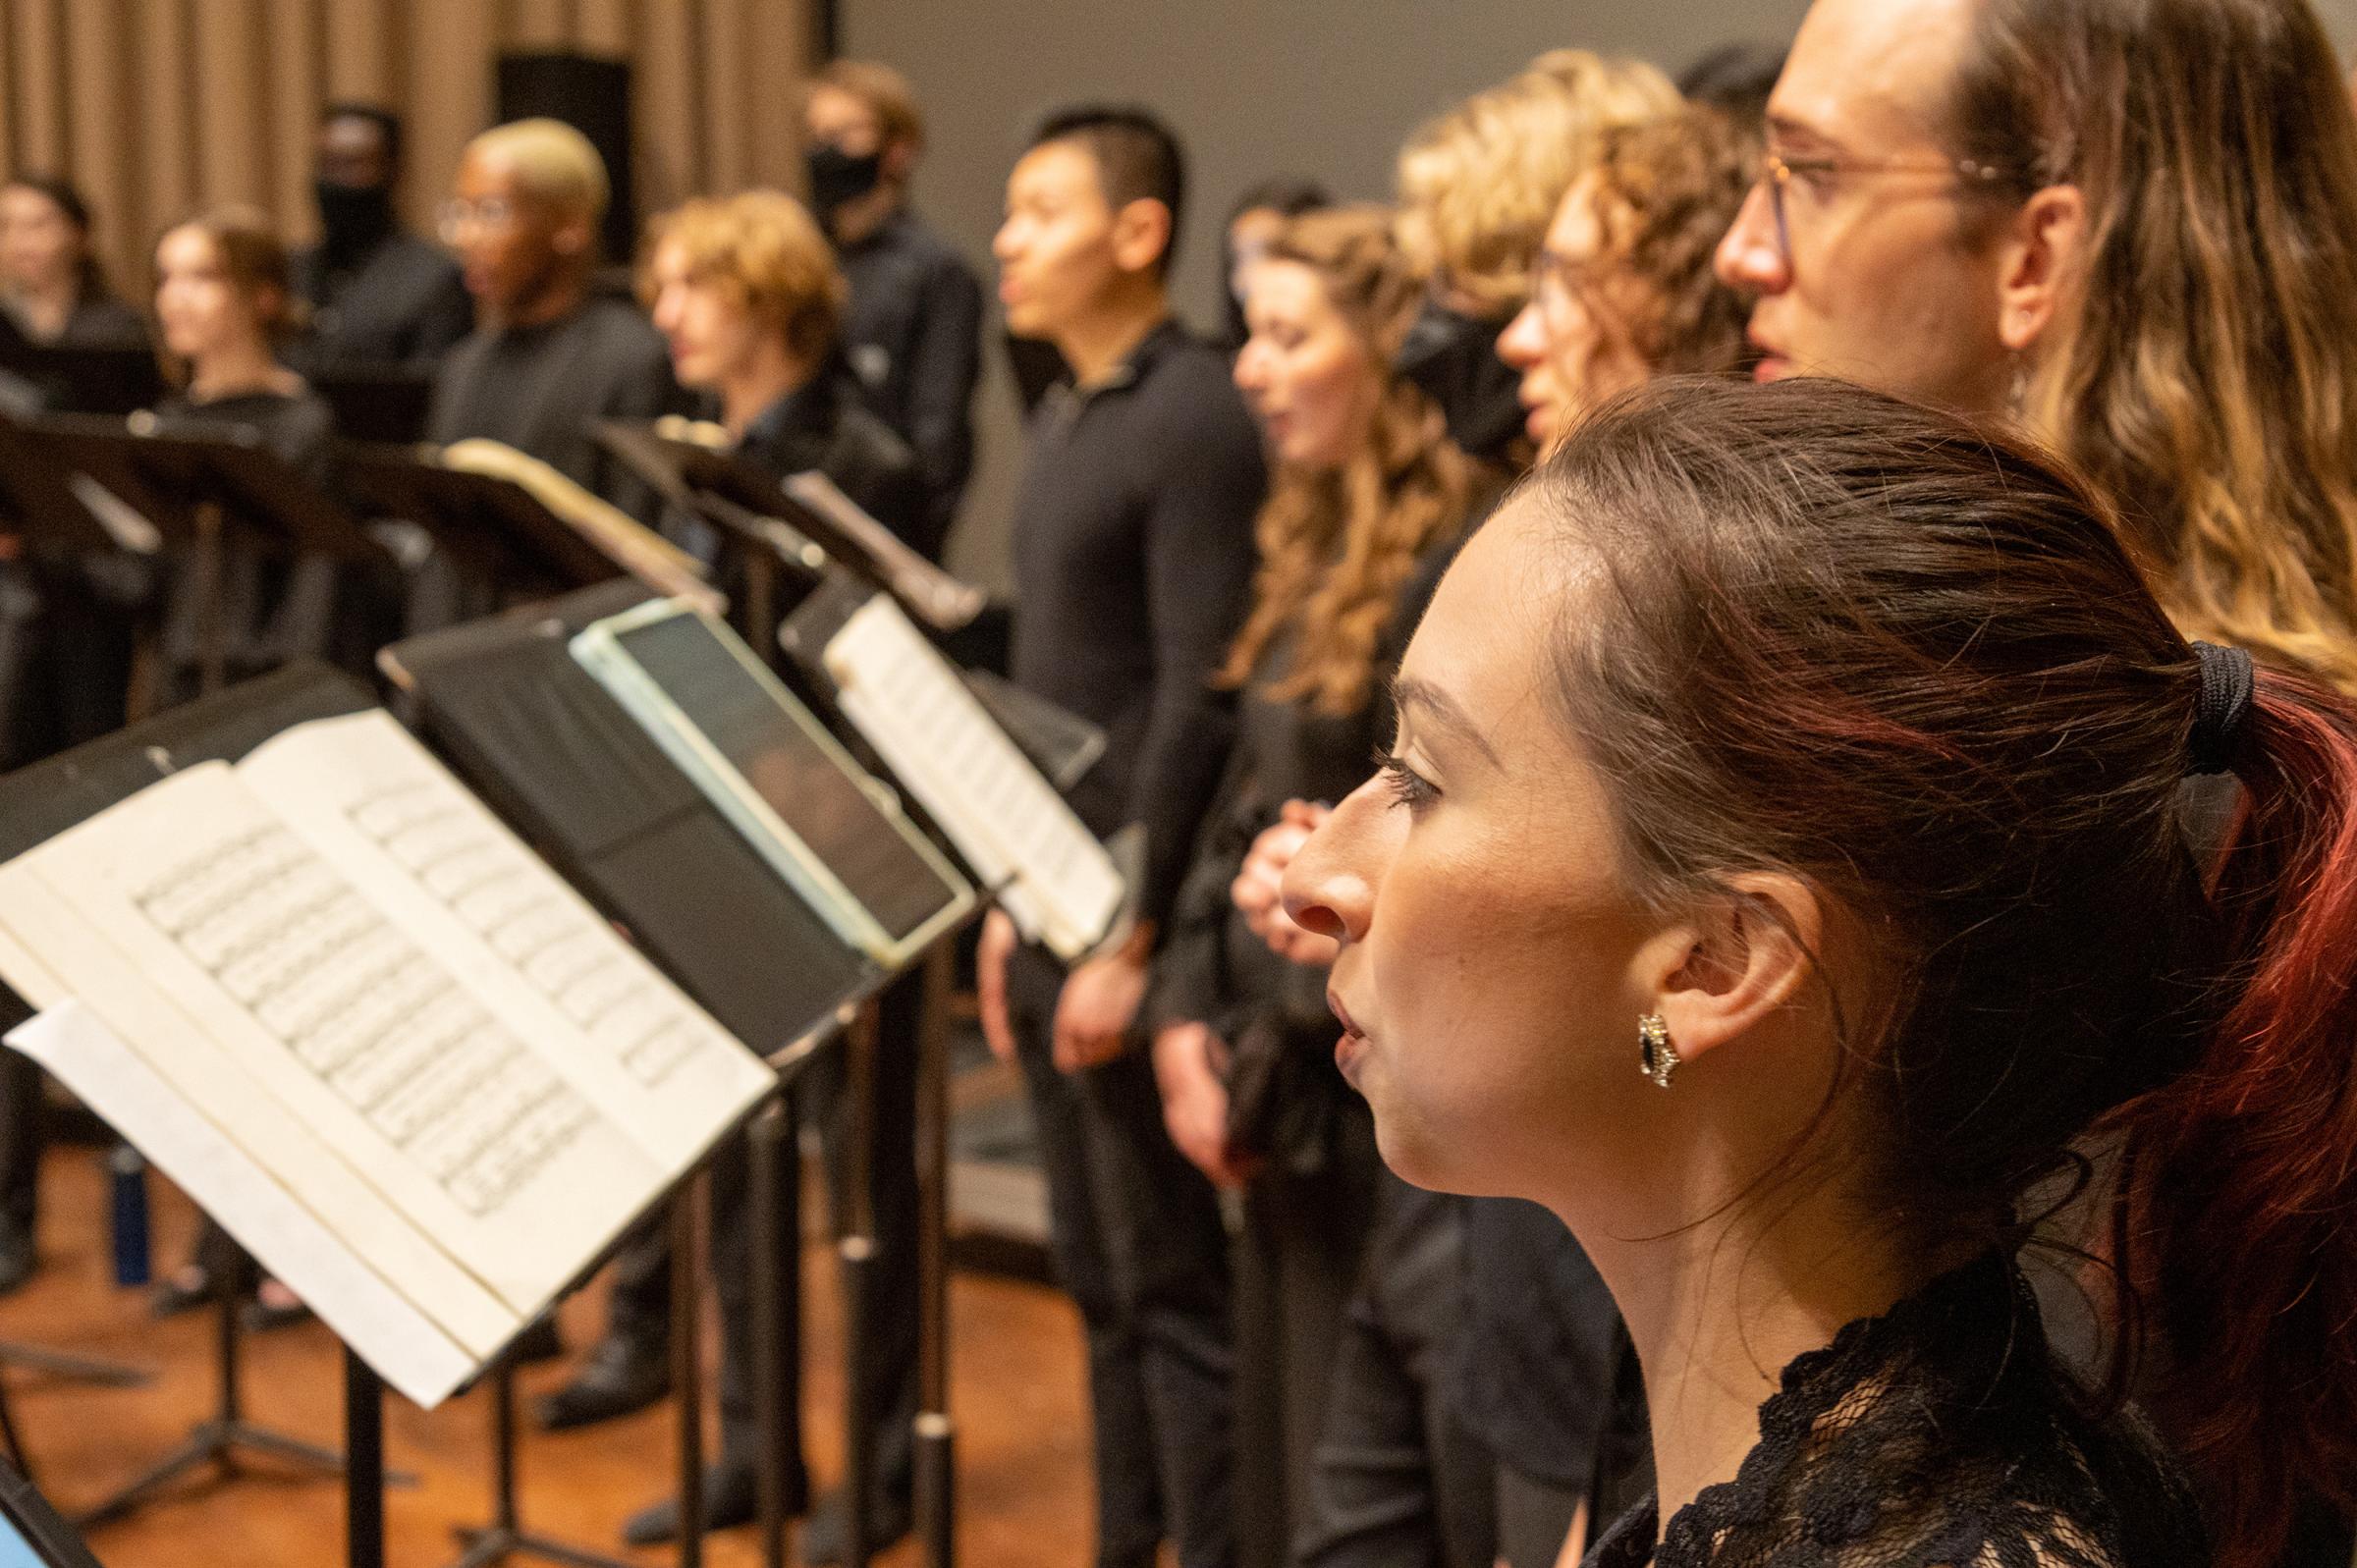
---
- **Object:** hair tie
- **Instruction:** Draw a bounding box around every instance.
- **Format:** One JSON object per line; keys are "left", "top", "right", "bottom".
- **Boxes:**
{"left": 2188, "top": 641, "right": 2255, "bottom": 776}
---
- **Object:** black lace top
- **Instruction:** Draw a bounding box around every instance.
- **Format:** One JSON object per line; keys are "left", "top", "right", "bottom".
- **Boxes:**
{"left": 1583, "top": 1254, "right": 2207, "bottom": 1568}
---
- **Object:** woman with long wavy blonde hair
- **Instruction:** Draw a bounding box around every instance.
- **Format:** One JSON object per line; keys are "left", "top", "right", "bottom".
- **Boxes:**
{"left": 1145, "top": 203, "right": 1499, "bottom": 1568}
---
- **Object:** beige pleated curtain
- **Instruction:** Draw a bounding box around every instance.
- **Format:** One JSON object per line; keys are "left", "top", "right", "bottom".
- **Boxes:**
{"left": 0, "top": 0, "right": 819, "bottom": 298}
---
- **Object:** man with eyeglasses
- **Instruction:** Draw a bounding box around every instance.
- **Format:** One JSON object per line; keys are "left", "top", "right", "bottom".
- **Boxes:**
{"left": 1713, "top": 0, "right": 2083, "bottom": 416}
{"left": 426, "top": 117, "right": 681, "bottom": 521}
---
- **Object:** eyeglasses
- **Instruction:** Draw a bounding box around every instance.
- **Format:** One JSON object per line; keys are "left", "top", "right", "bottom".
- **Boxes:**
{"left": 1755, "top": 148, "right": 2016, "bottom": 261}
{"left": 436, "top": 197, "right": 520, "bottom": 242}
{"left": 1531, "top": 247, "right": 1610, "bottom": 315}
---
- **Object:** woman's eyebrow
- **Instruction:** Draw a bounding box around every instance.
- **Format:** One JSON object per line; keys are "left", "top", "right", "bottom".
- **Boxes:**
{"left": 1393, "top": 675, "right": 1501, "bottom": 769}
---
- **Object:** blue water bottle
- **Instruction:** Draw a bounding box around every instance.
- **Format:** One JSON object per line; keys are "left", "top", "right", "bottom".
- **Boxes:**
{"left": 107, "top": 1144, "right": 149, "bottom": 1288}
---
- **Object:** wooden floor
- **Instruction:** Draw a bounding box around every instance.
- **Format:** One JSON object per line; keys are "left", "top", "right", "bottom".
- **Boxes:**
{"left": 0, "top": 1148, "right": 1091, "bottom": 1567}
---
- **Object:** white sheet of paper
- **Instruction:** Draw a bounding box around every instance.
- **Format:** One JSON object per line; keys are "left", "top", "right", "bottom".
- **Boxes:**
{"left": 4, "top": 1001, "right": 479, "bottom": 1408}
{"left": 0, "top": 846, "right": 517, "bottom": 1355}
{"left": 823, "top": 595, "right": 1123, "bottom": 959}
{"left": 235, "top": 712, "right": 775, "bottom": 1174}
{"left": 0, "top": 763, "right": 654, "bottom": 1317}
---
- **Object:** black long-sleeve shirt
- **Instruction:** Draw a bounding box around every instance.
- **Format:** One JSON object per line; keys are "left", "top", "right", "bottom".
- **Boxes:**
{"left": 426, "top": 295, "right": 682, "bottom": 522}
{"left": 292, "top": 229, "right": 473, "bottom": 375}
{"left": 838, "top": 208, "right": 983, "bottom": 556}
{"left": 1008, "top": 319, "right": 1266, "bottom": 936}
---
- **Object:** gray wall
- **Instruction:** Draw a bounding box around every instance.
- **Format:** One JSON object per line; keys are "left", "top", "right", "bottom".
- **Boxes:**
{"left": 844, "top": 0, "right": 2357, "bottom": 589}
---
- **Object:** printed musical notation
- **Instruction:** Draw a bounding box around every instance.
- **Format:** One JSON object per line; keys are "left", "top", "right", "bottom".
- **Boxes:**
{"left": 132, "top": 821, "right": 594, "bottom": 1217}
{"left": 346, "top": 782, "right": 706, "bottom": 1088}
{"left": 825, "top": 595, "right": 1124, "bottom": 958}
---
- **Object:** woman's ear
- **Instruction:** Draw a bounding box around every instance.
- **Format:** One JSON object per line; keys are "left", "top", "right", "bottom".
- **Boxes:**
{"left": 1638, "top": 872, "right": 1822, "bottom": 1067}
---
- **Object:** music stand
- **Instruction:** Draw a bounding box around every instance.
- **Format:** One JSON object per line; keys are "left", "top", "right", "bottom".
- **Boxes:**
{"left": 386, "top": 592, "right": 909, "bottom": 1568}
{"left": 0, "top": 419, "right": 185, "bottom": 1393}
{"left": 592, "top": 421, "right": 984, "bottom": 637}
{"left": 0, "top": 666, "right": 408, "bottom": 1541}
{"left": 310, "top": 368, "right": 433, "bottom": 447}
{"left": 336, "top": 442, "right": 714, "bottom": 626}
{"left": 27, "top": 414, "right": 391, "bottom": 702}
{"left": 0, "top": 313, "right": 162, "bottom": 417}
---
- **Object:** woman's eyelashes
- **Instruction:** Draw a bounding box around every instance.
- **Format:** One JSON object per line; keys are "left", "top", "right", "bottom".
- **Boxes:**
{"left": 1376, "top": 749, "right": 1441, "bottom": 814}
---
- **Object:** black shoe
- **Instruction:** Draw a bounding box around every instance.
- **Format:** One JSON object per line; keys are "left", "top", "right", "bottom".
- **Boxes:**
{"left": 620, "top": 1460, "right": 758, "bottom": 1545}
{"left": 797, "top": 1484, "right": 915, "bottom": 1565}
{"left": 0, "top": 1222, "right": 31, "bottom": 1297}
{"left": 532, "top": 1330, "right": 670, "bottom": 1432}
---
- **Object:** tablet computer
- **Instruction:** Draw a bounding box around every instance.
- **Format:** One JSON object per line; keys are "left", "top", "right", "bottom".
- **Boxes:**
{"left": 572, "top": 599, "right": 974, "bottom": 967}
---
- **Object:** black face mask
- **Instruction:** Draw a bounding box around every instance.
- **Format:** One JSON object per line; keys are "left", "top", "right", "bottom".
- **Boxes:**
{"left": 804, "top": 143, "right": 885, "bottom": 220}
{"left": 1396, "top": 300, "right": 1524, "bottom": 460}
{"left": 315, "top": 180, "right": 396, "bottom": 254}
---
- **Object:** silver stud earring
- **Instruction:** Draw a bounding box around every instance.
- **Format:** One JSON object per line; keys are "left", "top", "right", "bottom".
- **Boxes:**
{"left": 1638, "top": 1013, "right": 1680, "bottom": 1089}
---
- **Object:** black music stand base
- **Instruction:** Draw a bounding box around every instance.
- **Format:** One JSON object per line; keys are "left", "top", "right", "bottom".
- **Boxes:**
{"left": 0, "top": 1336, "right": 155, "bottom": 1483}
{"left": 0, "top": 1341, "right": 151, "bottom": 1387}
{"left": 76, "top": 1257, "right": 411, "bottom": 1530}
{"left": 443, "top": 1360, "right": 638, "bottom": 1568}
{"left": 79, "top": 1414, "right": 347, "bottom": 1528}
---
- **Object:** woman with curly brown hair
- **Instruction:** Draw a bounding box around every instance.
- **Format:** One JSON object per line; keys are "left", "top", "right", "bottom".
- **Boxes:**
{"left": 1145, "top": 204, "right": 1500, "bottom": 1568}
{"left": 1498, "top": 106, "right": 1756, "bottom": 454}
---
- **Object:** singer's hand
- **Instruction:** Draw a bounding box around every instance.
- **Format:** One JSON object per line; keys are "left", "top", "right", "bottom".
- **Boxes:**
{"left": 1233, "top": 800, "right": 1340, "bottom": 967}
{"left": 1152, "top": 1022, "right": 1256, "bottom": 1189}
{"left": 977, "top": 908, "right": 1019, "bottom": 1063}
{"left": 1053, "top": 947, "right": 1150, "bottom": 1073}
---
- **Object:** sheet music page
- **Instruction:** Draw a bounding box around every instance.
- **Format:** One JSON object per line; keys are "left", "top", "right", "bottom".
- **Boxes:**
{"left": 0, "top": 817, "right": 519, "bottom": 1352}
{"left": 0, "top": 761, "right": 654, "bottom": 1318}
{"left": 6, "top": 1001, "right": 478, "bottom": 1408}
{"left": 234, "top": 711, "right": 776, "bottom": 1174}
{"left": 822, "top": 595, "right": 1124, "bottom": 959}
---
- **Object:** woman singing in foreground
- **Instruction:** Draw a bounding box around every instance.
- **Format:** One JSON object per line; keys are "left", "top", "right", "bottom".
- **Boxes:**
{"left": 1281, "top": 376, "right": 2354, "bottom": 1568}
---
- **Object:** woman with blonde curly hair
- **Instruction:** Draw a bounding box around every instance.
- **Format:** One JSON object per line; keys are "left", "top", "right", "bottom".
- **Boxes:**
{"left": 1145, "top": 204, "right": 1501, "bottom": 1568}
{"left": 1391, "top": 49, "right": 1676, "bottom": 460}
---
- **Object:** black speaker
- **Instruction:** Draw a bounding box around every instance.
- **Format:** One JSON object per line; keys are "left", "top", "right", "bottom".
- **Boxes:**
{"left": 496, "top": 52, "right": 635, "bottom": 265}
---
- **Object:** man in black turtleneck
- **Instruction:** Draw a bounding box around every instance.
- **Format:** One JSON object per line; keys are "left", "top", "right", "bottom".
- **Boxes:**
{"left": 291, "top": 105, "right": 471, "bottom": 377}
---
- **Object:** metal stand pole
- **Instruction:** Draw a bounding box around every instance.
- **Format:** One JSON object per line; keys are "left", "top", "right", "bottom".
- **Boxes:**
{"left": 912, "top": 943, "right": 958, "bottom": 1568}
{"left": 192, "top": 499, "right": 227, "bottom": 699}
{"left": 345, "top": 1350, "right": 384, "bottom": 1568}
{"left": 748, "top": 1091, "right": 805, "bottom": 1568}
{"left": 445, "top": 1351, "right": 638, "bottom": 1568}
{"left": 673, "top": 1177, "right": 706, "bottom": 1568}
{"left": 79, "top": 1249, "right": 377, "bottom": 1528}
{"left": 839, "top": 1003, "right": 879, "bottom": 1568}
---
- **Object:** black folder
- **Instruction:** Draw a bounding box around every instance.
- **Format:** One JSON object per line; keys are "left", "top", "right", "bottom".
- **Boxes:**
{"left": 381, "top": 583, "right": 881, "bottom": 1056}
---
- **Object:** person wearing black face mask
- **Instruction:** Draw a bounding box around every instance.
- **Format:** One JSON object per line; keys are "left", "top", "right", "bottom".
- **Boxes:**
{"left": 289, "top": 104, "right": 472, "bottom": 379}
{"left": 1395, "top": 297, "right": 1527, "bottom": 462}
{"left": 802, "top": 62, "right": 982, "bottom": 559}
